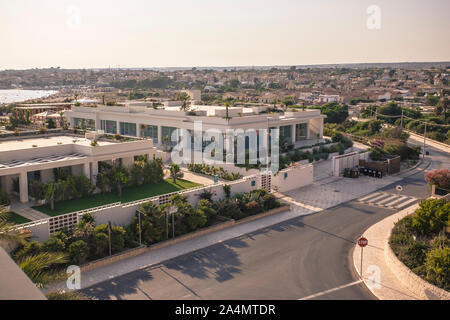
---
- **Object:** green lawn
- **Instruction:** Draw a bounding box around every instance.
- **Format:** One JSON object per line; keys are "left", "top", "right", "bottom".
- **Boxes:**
{"left": 33, "top": 179, "right": 202, "bottom": 217}
{"left": 6, "top": 212, "right": 32, "bottom": 225}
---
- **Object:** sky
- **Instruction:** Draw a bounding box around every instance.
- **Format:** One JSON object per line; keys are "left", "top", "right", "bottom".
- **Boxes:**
{"left": 0, "top": 0, "right": 449, "bottom": 69}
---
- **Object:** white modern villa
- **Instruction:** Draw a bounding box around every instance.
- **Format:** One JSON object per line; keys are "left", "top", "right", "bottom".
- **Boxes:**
{"left": 0, "top": 134, "right": 157, "bottom": 203}
{"left": 0, "top": 101, "right": 325, "bottom": 205}
{"left": 65, "top": 102, "right": 326, "bottom": 149}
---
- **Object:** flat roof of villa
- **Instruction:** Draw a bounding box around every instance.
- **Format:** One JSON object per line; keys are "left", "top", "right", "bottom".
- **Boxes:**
{"left": 0, "top": 135, "right": 114, "bottom": 153}
{"left": 0, "top": 153, "right": 86, "bottom": 169}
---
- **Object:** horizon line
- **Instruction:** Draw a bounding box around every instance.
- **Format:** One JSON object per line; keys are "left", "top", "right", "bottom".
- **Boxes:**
{"left": 2, "top": 60, "right": 450, "bottom": 72}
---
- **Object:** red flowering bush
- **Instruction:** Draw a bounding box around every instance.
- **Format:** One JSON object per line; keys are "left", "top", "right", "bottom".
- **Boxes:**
{"left": 425, "top": 169, "right": 450, "bottom": 190}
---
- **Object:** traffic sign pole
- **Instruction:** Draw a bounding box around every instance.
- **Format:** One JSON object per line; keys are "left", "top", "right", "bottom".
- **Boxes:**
{"left": 360, "top": 246, "right": 363, "bottom": 279}
{"left": 357, "top": 237, "right": 368, "bottom": 279}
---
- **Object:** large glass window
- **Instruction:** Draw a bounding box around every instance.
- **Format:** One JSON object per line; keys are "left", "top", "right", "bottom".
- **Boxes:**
{"left": 73, "top": 118, "right": 95, "bottom": 130}
{"left": 296, "top": 123, "right": 308, "bottom": 141}
{"left": 101, "top": 120, "right": 117, "bottom": 134}
{"left": 161, "top": 126, "right": 179, "bottom": 145}
{"left": 142, "top": 125, "right": 158, "bottom": 143}
{"left": 280, "top": 125, "right": 292, "bottom": 142}
{"left": 120, "top": 122, "right": 137, "bottom": 137}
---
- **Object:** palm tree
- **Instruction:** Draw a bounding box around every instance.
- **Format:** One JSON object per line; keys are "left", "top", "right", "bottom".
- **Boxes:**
{"left": 0, "top": 208, "right": 29, "bottom": 246}
{"left": 1, "top": 208, "right": 69, "bottom": 290}
{"left": 16, "top": 252, "right": 68, "bottom": 288}
{"left": 177, "top": 93, "right": 191, "bottom": 112}
{"left": 45, "top": 181, "right": 59, "bottom": 211}
{"left": 170, "top": 164, "right": 184, "bottom": 183}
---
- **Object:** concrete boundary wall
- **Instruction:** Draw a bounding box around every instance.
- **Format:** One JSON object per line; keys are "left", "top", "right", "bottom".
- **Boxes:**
{"left": 272, "top": 164, "right": 314, "bottom": 193}
{"left": 20, "top": 174, "right": 264, "bottom": 242}
{"left": 80, "top": 205, "right": 290, "bottom": 272}
{"left": 331, "top": 152, "right": 360, "bottom": 177}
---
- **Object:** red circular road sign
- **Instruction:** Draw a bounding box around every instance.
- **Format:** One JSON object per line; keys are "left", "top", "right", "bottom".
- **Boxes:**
{"left": 358, "top": 237, "right": 368, "bottom": 247}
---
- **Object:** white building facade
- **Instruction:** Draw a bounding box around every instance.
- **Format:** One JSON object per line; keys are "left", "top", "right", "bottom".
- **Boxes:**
{"left": 65, "top": 103, "right": 326, "bottom": 150}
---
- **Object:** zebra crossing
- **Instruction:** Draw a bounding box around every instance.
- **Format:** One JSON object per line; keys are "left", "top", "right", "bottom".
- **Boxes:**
{"left": 356, "top": 191, "right": 418, "bottom": 209}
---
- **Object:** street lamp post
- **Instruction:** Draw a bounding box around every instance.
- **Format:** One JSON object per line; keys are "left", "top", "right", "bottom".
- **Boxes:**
{"left": 423, "top": 122, "right": 427, "bottom": 160}
{"left": 108, "top": 221, "right": 112, "bottom": 256}
{"left": 137, "top": 210, "right": 142, "bottom": 246}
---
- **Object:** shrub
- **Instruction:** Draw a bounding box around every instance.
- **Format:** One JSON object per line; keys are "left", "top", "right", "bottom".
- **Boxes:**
{"left": 244, "top": 201, "right": 260, "bottom": 215}
{"left": 223, "top": 184, "right": 231, "bottom": 199}
{"left": 92, "top": 232, "right": 109, "bottom": 258}
{"left": 41, "top": 236, "right": 66, "bottom": 253}
{"left": 68, "top": 240, "right": 89, "bottom": 265}
{"left": 424, "top": 246, "right": 450, "bottom": 290}
{"left": 198, "top": 189, "right": 214, "bottom": 201}
{"left": 197, "top": 200, "right": 217, "bottom": 223}
{"left": 214, "top": 199, "right": 244, "bottom": 220}
{"left": 412, "top": 199, "right": 450, "bottom": 236}
{"left": 425, "top": 169, "right": 450, "bottom": 190}
{"left": 263, "top": 194, "right": 278, "bottom": 210}
{"left": 331, "top": 132, "right": 344, "bottom": 143}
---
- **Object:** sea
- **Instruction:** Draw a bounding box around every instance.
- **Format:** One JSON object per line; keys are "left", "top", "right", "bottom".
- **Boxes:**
{"left": 0, "top": 89, "right": 58, "bottom": 104}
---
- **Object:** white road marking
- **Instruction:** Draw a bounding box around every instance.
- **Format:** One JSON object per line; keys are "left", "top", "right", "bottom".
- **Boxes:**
{"left": 377, "top": 194, "right": 399, "bottom": 205}
{"left": 383, "top": 195, "right": 408, "bottom": 207}
{"left": 366, "top": 193, "right": 392, "bottom": 203}
{"left": 358, "top": 192, "right": 382, "bottom": 202}
{"left": 298, "top": 280, "right": 363, "bottom": 300}
{"left": 395, "top": 197, "right": 417, "bottom": 209}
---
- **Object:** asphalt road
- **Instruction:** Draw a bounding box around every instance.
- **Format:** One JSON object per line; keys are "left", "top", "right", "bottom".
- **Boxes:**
{"left": 82, "top": 145, "right": 448, "bottom": 300}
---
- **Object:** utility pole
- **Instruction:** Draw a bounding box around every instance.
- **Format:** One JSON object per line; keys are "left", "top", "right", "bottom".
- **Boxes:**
{"left": 172, "top": 213, "right": 175, "bottom": 239}
{"left": 400, "top": 109, "right": 404, "bottom": 128}
{"left": 423, "top": 122, "right": 427, "bottom": 160}
{"left": 165, "top": 211, "right": 169, "bottom": 240}
{"left": 108, "top": 221, "right": 112, "bottom": 256}
{"left": 266, "top": 117, "right": 270, "bottom": 174}
{"left": 138, "top": 210, "right": 142, "bottom": 246}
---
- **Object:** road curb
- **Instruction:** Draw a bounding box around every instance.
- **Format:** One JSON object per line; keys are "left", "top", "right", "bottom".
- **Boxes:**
{"left": 352, "top": 202, "right": 450, "bottom": 300}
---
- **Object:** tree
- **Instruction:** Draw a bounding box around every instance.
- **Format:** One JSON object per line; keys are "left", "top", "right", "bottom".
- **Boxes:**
{"left": 45, "top": 181, "right": 59, "bottom": 211}
{"left": 426, "top": 94, "right": 440, "bottom": 106}
{"left": 46, "top": 118, "right": 56, "bottom": 129}
{"left": 310, "top": 103, "right": 349, "bottom": 124}
{"left": 133, "top": 202, "right": 166, "bottom": 244}
{"left": 16, "top": 252, "right": 68, "bottom": 288}
{"left": 0, "top": 208, "right": 29, "bottom": 246}
{"left": 435, "top": 97, "right": 449, "bottom": 122}
{"left": 109, "top": 165, "right": 129, "bottom": 197}
{"left": 177, "top": 92, "right": 191, "bottom": 112}
{"left": 170, "top": 164, "right": 183, "bottom": 183}
{"left": 68, "top": 240, "right": 89, "bottom": 265}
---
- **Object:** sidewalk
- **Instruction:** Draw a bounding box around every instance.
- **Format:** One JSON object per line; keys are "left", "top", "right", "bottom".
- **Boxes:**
{"left": 406, "top": 130, "right": 450, "bottom": 153}
{"left": 10, "top": 201, "right": 50, "bottom": 221}
{"left": 353, "top": 202, "right": 450, "bottom": 300}
{"left": 353, "top": 204, "right": 420, "bottom": 300}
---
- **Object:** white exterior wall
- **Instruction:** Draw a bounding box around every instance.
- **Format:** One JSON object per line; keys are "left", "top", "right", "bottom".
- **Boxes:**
{"left": 332, "top": 152, "right": 360, "bottom": 177}
{"left": 272, "top": 164, "right": 314, "bottom": 193}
